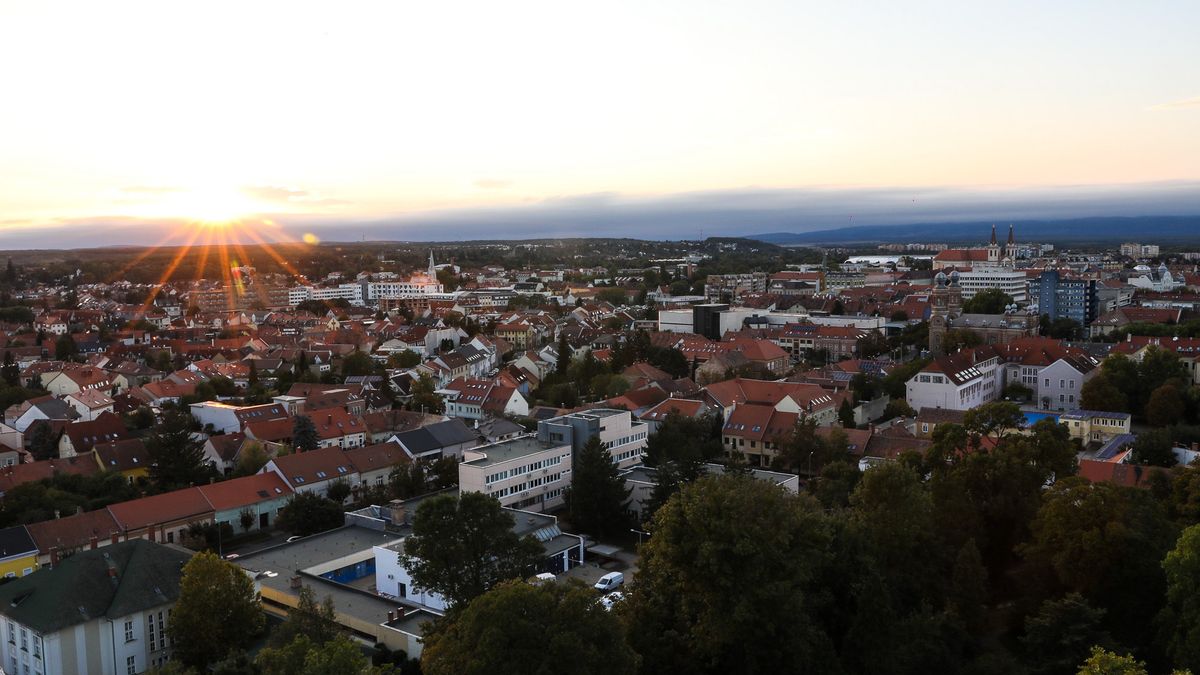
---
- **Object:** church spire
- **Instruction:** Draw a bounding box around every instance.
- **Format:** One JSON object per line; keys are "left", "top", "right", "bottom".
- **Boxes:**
{"left": 1007, "top": 224, "right": 1015, "bottom": 247}
{"left": 990, "top": 224, "right": 997, "bottom": 245}
{"left": 428, "top": 250, "right": 436, "bottom": 277}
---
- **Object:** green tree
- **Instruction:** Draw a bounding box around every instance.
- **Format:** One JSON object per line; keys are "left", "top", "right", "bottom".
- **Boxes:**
{"left": 1023, "top": 478, "right": 1178, "bottom": 651}
{"left": 388, "top": 350, "right": 421, "bottom": 369}
{"left": 1076, "top": 647, "right": 1148, "bottom": 675}
{"left": 408, "top": 373, "right": 444, "bottom": 414}
{"left": 962, "top": 288, "right": 1014, "bottom": 314}
{"left": 555, "top": 331, "right": 572, "bottom": 377}
{"left": 248, "top": 360, "right": 259, "bottom": 386}
{"left": 269, "top": 585, "right": 339, "bottom": 648}
{"left": 1147, "top": 384, "right": 1188, "bottom": 429}
{"left": 1081, "top": 373, "right": 1129, "bottom": 413}
{"left": 1, "top": 350, "right": 18, "bottom": 387}
{"left": 942, "top": 328, "right": 983, "bottom": 353}
{"left": 276, "top": 492, "right": 345, "bottom": 536}
{"left": 565, "top": 436, "right": 631, "bottom": 537}
{"left": 421, "top": 580, "right": 638, "bottom": 675}
{"left": 168, "top": 551, "right": 265, "bottom": 669}
{"left": 811, "top": 459, "right": 861, "bottom": 510}
{"left": 950, "top": 539, "right": 988, "bottom": 635}
{"left": 293, "top": 414, "right": 319, "bottom": 452}
{"left": 233, "top": 441, "right": 269, "bottom": 477}
{"left": 146, "top": 409, "right": 210, "bottom": 491}
{"left": 884, "top": 398, "right": 916, "bottom": 420}
{"left": 26, "top": 422, "right": 58, "bottom": 462}
{"left": 400, "top": 491, "right": 543, "bottom": 608}
{"left": 1022, "top": 593, "right": 1115, "bottom": 675}
{"left": 1160, "top": 524, "right": 1200, "bottom": 671}
{"left": 325, "top": 478, "right": 351, "bottom": 503}
{"left": 54, "top": 333, "right": 77, "bottom": 361}
{"left": 257, "top": 635, "right": 386, "bottom": 675}
{"left": 625, "top": 475, "right": 837, "bottom": 675}
{"left": 838, "top": 399, "right": 856, "bottom": 428}
{"left": 1132, "top": 428, "right": 1177, "bottom": 468}
{"left": 341, "top": 350, "right": 374, "bottom": 377}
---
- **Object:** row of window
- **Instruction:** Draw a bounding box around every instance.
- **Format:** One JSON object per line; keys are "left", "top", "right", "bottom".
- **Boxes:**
{"left": 485, "top": 454, "right": 567, "bottom": 484}
{"left": 491, "top": 472, "right": 565, "bottom": 499}
{"left": 604, "top": 431, "right": 647, "bottom": 450}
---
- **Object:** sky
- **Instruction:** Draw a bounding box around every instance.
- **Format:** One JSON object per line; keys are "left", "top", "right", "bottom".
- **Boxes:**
{"left": 1, "top": 1, "right": 1198, "bottom": 248}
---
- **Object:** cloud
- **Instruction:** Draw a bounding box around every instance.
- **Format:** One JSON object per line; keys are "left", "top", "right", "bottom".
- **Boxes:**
{"left": 4, "top": 181, "right": 1200, "bottom": 249}
{"left": 1149, "top": 95, "right": 1200, "bottom": 111}
{"left": 473, "top": 178, "right": 513, "bottom": 189}
{"left": 244, "top": 185, "right": 310, "bottom": 202}
{"left": 120, "top": 185, "right": 182, "bottom": 195}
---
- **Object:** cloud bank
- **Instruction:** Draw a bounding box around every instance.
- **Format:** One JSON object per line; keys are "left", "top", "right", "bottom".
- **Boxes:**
{"left": 2, "top": 181, "right": 1199, "bottom": 250}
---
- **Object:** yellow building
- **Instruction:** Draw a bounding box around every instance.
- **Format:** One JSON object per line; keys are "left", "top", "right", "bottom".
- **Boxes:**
{"left": 0, "top": 526, "right": 39, "bottom": 579}
{"left": 1059, "top": 410, "right": 1133, "bottom": 447}
{"left": 92, "top": 439, "right": 151, "bottom": 484}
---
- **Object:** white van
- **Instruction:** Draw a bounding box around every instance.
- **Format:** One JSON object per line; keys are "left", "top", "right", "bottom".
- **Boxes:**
{"left": 594, "top": 571, "right": 624, "bottom": 592}
{"left": 531, "top": 572, "right": 556, "bottom": 586}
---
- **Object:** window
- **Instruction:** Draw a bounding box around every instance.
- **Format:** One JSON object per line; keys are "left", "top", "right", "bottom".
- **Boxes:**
{"left": 124, "top": 620, "right": 134, "bottom": 642}
{"left": 20, "top": 628, "right": 27, "bottom": 651}
{"left": 127, "top": 655, "right": 136, "bottom": 675}
{"left": 7, "top": 620, "right": 13, "bottom": 645}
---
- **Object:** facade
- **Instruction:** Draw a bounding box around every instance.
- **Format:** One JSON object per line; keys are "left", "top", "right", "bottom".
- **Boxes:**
{"left": 459, "top": 436, "right": 572, "bottom": 512}
{"left": 906, "top": 348, "right": 1001, "bottom": 412}
{"left": 537, "top": 409, "right": 649, "bottom": 470}
{"left": 956, "top": 268, "right": 1029, "bottom": 302}
{"left": 0, "top": 540, "right": 189, "bottom": 675}
{"left": 704, "top": 273, "right": 767, "bottom": 303}
{"left": 1031, "top": 270, "right": 1098, "bottom": 326}
{"left": 0, "top": 526, "right": 38, "bottom": 579}
{"left": 1060, "top": 410, "right": 1132, "bottom": 447}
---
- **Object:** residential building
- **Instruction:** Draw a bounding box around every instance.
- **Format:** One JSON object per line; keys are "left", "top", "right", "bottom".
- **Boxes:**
{"left": 459, "top": 436, "right": 572, "bottom": 512}
{"left": 955, "top": 268, "right": 1029, "bottom": 303}
{"left": 261, "top": 446, "right": 360, "bottom": 500}
{"left": 1030, "top": 270, "right": 1099, "bottom": 326}
{"left": 1060, "top": 410, "right": 1133, "bottom": 448}
{"left": 0, "top": 526, "right": 38, "bottom": 579}
{"left": 704, "top": 273, "right": 767, "bottom": 303}
{"left": 702, "top": 378, "right": 838, "bottom": 426}
{"left": 0, "top": 540, "right": 190, "bottom": 675}
{"left": 906, "top": 347, "right": 1002, "bottom": 412}
{"left": 197, "top": 472, "right": 293, "bottom": 533}
{"left": 537, "top": 409, "right": 649, "bottom": 470}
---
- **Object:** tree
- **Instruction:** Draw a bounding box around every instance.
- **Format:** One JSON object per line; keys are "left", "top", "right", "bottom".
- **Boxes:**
{"left": 624, "top": 475, "right": 837, "bottom": 674}
{"left": 1021, "top": 593, "right": 1115, "bottom": 675}
{"left": 950, "top": 539, "right": 988, "bottom": 635}
{"left": 293, "top": 415, "right": 319, "bottom": 452}
{"left": 26, "top": 422, "right": 58, "bottom": 462}
{"left": 54, "top": 333, "right": 77, "bottom": 361}
{"left": 565, "top": 436, "right": 631, "bottom": 538}
{"left": 942, "top": 328, "right": 983, "bottom": 353}
{"left": 1147, "top": 384, "right": 1187, "bottom": 429}
{"left": 838, "top": 399, "right": 856, "bottom": 428}
{"left": 1022, "top": 478, "right": 1178, "bottom": 651}
{"left": 257, "top": 635, "right": 386, "bottom": 675}
{"left": 1, "top": 350, "right": 18, "bottom": 387}
{"left": 388, "top": 350, "right": 421, "bottom": 369}
{"left": 555, "top": 331, "right": 572, "bottom": 377}
{"left": 269, "top": 585, "right": 338, "bottom": 648}
{"left": 146, "top": 409, "right": 209, "bottom": 491}
{"left": 233, "top": 441, "right": 269, "bottom": 477}
{"left": 962, "top": 288, "right": 1013, "bottom": 314}
{"left": 276, "top": 492, "right": 345, "bottom": 536}
{"left": 811, "top": 459, "right": 861, "bottom": 510}
{"left": 1160, "top": 523, "right": 1200, "bottom": 671}
{"left": 168, "top": 551, "right": 265, "bottom": 668}
{"left": 421, "top": 580, "right": 638, "bottom": 675}
{"left": 341, "top": 350, "right": 373, "bottom": 377}
{"left": 1081, "top": 373, "right": 1129, "bottom": 413}
{"left": 963, "top": 400, "right": 1025, "bottom": 447}
{"left": 884, "top": 398, "right": 916, "bottom": 420}
{"left": 1132, "top": 428, "right": 1177, "bottom": 468}
{"left": 409, "top": 373, "right": 444, "bottom": 414}
{"left": 857, "top": 331, "right": 891, "bottom": 359}
{"left": 400, "top": 491, "right": 543, "bottom": 608}
{"left": 248, "top": 360, "right": 259, "bottom": 386}
{"left": 325, "top": 478, "right": 351, "bottom": 503}
{"left": 1076, "top": 647, "right": 1148, "bottom": 675}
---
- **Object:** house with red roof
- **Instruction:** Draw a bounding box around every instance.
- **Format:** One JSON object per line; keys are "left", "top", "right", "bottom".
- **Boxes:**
{"left": 703, "top": 378, "right": 838, "bottom": 426}
{"left": 260, "top": 446, "right": 360, "bottom": 501}
{"left": 57, "top": 412, "right": 130, "bottom": 458}
{"left": 196, "top": 472, "right": 293, "bottom": 533}
{"left": 106, "top": 488, "right": 215, "bottom": 545}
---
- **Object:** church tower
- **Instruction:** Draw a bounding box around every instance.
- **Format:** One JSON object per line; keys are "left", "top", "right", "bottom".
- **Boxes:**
{"left": 428, "top": 250, "right": 436, "bottom": 278}
{"left": 986, "top": 225, "right": 1000, "bottom": 264}
{"left": 1006, "top": 225, "right": 1015, "bottom": 258}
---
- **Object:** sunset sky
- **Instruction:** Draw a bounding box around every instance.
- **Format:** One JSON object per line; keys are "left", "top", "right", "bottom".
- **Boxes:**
{"left": 1, "top": 1, "right": 1198, "bottom": 247}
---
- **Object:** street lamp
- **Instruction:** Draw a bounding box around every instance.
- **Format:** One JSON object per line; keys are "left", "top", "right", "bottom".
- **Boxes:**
{"left": 630, "top": 528, "right": 650, "bottom": 546}
{"left": 807, "top": 450, "right": 815, "bottom": 478}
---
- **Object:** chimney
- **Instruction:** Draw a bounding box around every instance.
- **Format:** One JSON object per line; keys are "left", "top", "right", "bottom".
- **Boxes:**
{"left": 90, "top": 536, "right": 98, "bottom": 550}
{"left": 54, "top": 509, "right": 60, "bottom": 519}
{"left": 387, "top": 610, "right": 395, "bottom": 622}
{"left": 111, "top": 532, "right": 119, "bottom": 546}
{"left": 289, "top": 575, "right": 303, "bottom": 589}
{"left": 49, "top": 547, "right": 59, "bottom": 568}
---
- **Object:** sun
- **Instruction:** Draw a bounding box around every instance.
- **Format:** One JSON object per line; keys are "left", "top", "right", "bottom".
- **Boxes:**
{"left": 127, "top": 185, "right": 263, "bottom": 224}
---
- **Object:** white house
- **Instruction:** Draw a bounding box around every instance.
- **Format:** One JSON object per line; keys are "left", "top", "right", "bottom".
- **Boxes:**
{"left": 459, "top": 436, "right": 572, "bottom": 513}
{"left": 906, "top": 347, "right": 1002, "bottom": 412}
{"left": 0, "top": 540, "right": 190, "bottom": 675}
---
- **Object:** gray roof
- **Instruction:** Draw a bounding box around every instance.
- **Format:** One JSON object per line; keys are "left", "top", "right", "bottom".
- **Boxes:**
{"left": 395, "top": 419, "right": 477, "bottom": 456}
{"left": 0, "top": 540, "right": 191, "bottom": 634}
{"left": 0, "top": 526, "right": 37, "bottom": 560}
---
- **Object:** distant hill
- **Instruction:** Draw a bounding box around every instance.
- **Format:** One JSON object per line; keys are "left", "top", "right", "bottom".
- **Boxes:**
{"left": 750, "top": 216, "right": 1200, "bottom": 246}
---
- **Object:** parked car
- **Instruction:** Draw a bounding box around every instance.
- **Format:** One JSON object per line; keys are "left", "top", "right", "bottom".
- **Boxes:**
{"left": 594, "top": 571, "right": 624, "bottom": 592}
{"left": 598, "top": 591, "right": 626, "bottom": 611}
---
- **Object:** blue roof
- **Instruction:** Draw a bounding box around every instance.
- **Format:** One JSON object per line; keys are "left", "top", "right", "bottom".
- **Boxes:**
{"left": 1095, "top": 433, "right": 1137, "bottom": 461}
